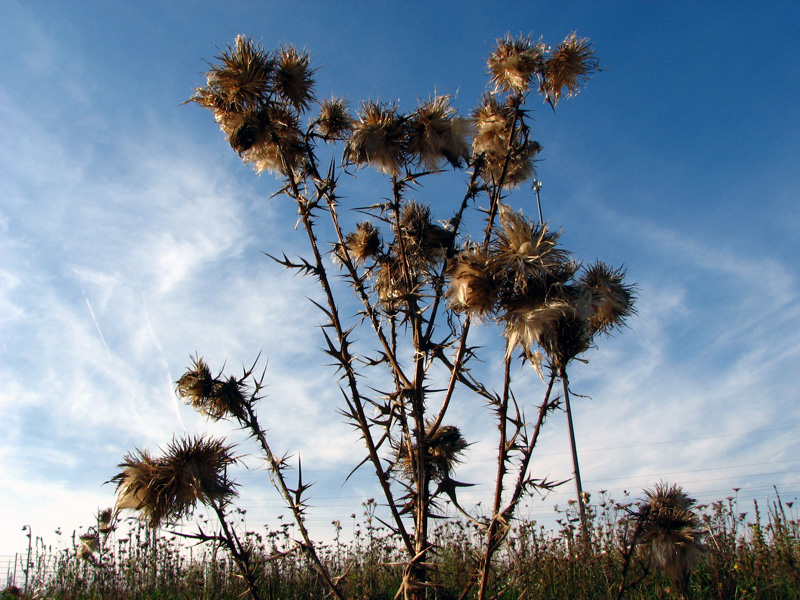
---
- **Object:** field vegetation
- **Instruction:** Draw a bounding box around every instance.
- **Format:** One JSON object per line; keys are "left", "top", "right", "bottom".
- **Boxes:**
{"left": 4, "top": 489, "right": 798, "bottom": 599}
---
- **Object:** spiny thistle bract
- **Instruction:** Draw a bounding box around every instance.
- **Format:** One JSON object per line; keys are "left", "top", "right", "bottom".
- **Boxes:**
{"left": 487, "top": 34, "right": 546, "bottom": 94}
{"left": 540, "top": 32, "right": 598, "bottom": 107}
{"left": 111, "top": 435, "right": 238, "bottom": 527}
{"left": 638, "top": 482, "right": 707, "bottom": 596}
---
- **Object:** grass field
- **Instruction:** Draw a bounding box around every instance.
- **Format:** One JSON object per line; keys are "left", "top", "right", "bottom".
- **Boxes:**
{"left": 4, "top": 490, "right": 797, "bottom": 600}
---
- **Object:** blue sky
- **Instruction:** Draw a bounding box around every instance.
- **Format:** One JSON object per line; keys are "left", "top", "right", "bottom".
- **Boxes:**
{"left": 2, "top": 0, "right": 799, "bottom": 563}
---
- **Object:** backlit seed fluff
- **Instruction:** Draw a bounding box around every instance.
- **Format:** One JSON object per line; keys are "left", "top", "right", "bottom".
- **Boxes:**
{"left": 406, "top": 96, "right": 472, "bottom": 170}
{"left": 317, "top": 98, "right": 353, "bottom": 140}
{"left": 344, "top": 101, "right": 408, "bottom": 175}
{"left": 275, "top": 46, "right": 315, "bottom": 111}
{"left": 445, "top": 246, "right": 496, "bottom": 319}
{"left": 579, "top": 261, "right": 636, "bottom": 335}
{"left": 488, "top": 34, "right": 546, "bottom": 93}
{"left": 540, "top": 33, "right": 598, "bottom": 107}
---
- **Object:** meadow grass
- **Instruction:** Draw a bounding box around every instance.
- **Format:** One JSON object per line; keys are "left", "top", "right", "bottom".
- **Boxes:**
{"left": 5, "top": 491, "right": 797, "bottom": 600}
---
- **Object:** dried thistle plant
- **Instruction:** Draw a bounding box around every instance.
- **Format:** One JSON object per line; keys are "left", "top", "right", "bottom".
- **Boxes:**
{"left": 111, "top": 28, "right": 635, "bottom": 600}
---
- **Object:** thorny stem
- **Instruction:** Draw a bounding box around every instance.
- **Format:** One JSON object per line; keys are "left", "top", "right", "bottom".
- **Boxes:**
{"left": 210, "top": 502, "right": 263, "bottom": 600}
{"left": 241, "top": 401, "right": 345, "bottom": 600}
{"left": 277, "top": 145, "right": 414, "bottom": 557}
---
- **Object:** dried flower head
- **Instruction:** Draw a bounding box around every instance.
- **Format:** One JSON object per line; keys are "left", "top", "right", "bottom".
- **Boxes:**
{"left": 316, "top": 97, "right": 353, "bottom": 140}
{"left": 472, "top": 96, "right": 540, "bottom": 186}
{"left": 274, "top": 46, "right": 315, "bottom": 111}
{"left": 503, "top": 299, "right": 569, "bottom": 361}
{"left": 472, "top": 95, "right": 514, "bottom": 158}
{"left": 491, "top": 204, "right": 571, "bottom": 289}
{"left": 112, "top": 435, "right": 238, "bottom": 527}
{"left": 177, "top": 358, "right": 249, "bottom": 421}
{"left": 488, "top": 34, "right": 546, "bottom": 93}
{"left": 97, "top": 507, "right": 115, "bottom": 534}
{"left": 406, "top": 95, "right": 472, "bottom": 170}
{"left": 580, "top": 262, "right": 636, "bottom": 335}
{"left": 639, "top": 483, "right": 706, "bottom": 595}
{"left": 534, "top": 285, "right": 593, "bottom": 368}
{"left": 344, "top": 101, "right": 408, "bottom": 175}
{"left": 340, "top": 221, "right": 381, "bottom": 265}
{"left": 374, "top": 254, "right": 417, "bottom": 312}
{"left": 399, "top": 201, "right": 454, "bottom": 267}
{"left": 540, "top": 33, "right": 598, "bottom": 107}
{"left": 77, "top": 532, "right": 99, "bottom": 561}
{"left": 240, "top": 104, "right": 306, "bottom": 175}
{"left": 192, "top": 36, "right": 275, "bottom": 113}
{"left": 445, "top": 245, "right": 497, "bottom": 319}
{"left": 395, "top": 424, "right": 468, "bottom": 483}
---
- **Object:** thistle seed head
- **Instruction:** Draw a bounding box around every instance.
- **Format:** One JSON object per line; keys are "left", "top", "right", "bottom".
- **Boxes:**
{"left": 275, "top": 45, "right": 315, "bottom": 111}
{"left": 316, "top": 97, "right": 353, "bottom": 140}
{"left": 193, "top": 36, "right": 275, "bottom": 113}
{"left": 639, "top": 482, "right": 706, "bottom": 594}
{"left": 112, "top": 435, "right": 238, "bottom": 528}
{"left": 394, "top": 424, "right": 468, "bottom": 483}
{"left": 488, "top": 34, "right": 546, "bottom": 94}
{"left": 540, "top": 33, "right": 598, "bottom": 107}
{"left": 240, "top": 104, "right": 306, "bottom": 175}
{"left": 176, "top": 358, "right": 249, "bottom": 421}
{"left": 472, "top": 95, "right": 514, "bottom": 157}
{"left": 399, "top": 201, "right": 454, "bottom": 267}
{"left": 491, "top": 204, "right": 571, "bottom": 289}
{"left": 344, "top": 101, "right": 408, "bottom": 175}
{"left": 445, "top": 245, "right": 497, "bottom": 319}
{"left": 406, "top": 95, "right": 472, "bottom": 170}
{"left": 534, "top": 285, "right": 594, "bottom": 368}
{"left": 341, "top": 221, "right": 381, "bottom": 265}
{"left": 580, "top": 261, "right": 636, "bottom": 335}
